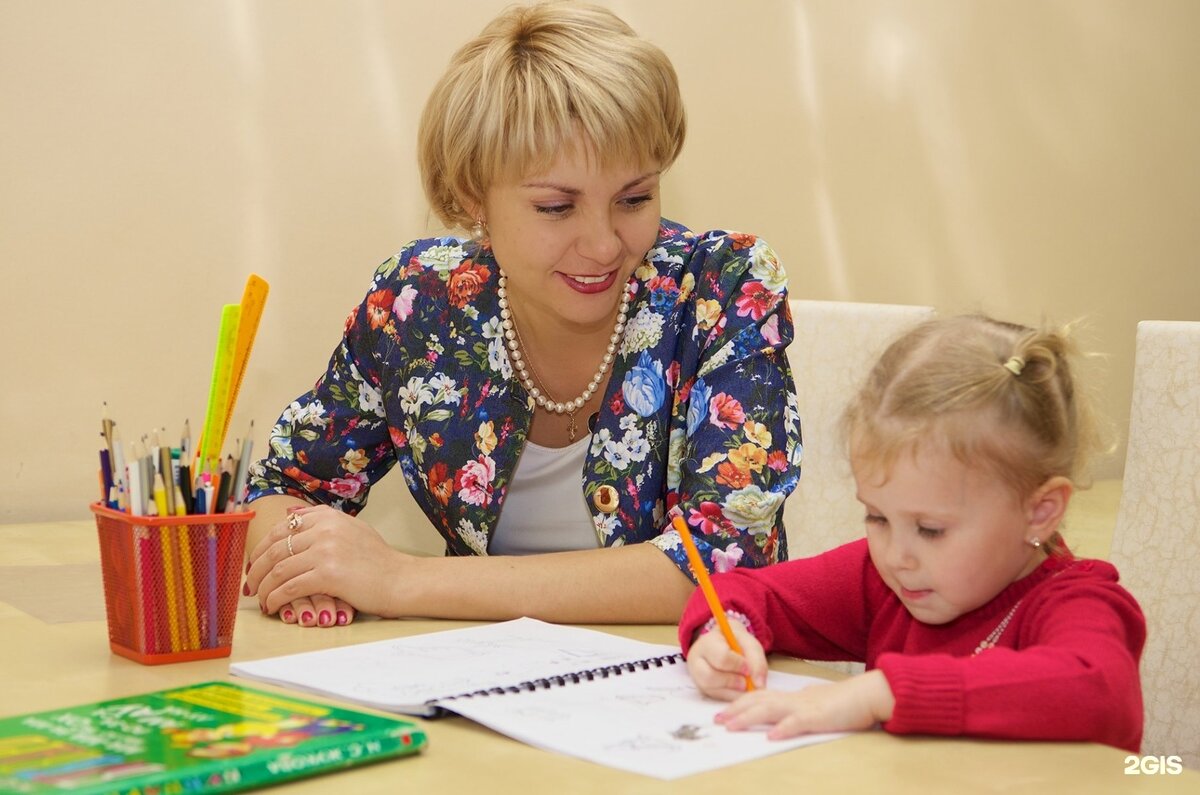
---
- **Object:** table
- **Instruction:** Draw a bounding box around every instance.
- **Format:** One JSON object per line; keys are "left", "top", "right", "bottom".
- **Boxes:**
{"left": 1, "top": 520, "right": 1194, "bottom": 794}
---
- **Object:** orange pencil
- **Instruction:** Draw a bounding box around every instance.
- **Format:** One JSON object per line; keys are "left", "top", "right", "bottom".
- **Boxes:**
{"left": 671, "top": 515, "right": 756, "bottom": 691}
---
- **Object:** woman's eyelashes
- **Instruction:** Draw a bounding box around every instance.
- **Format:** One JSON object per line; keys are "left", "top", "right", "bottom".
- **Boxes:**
{"left": 532, "top": 192, "right": 654, "bottom": 217}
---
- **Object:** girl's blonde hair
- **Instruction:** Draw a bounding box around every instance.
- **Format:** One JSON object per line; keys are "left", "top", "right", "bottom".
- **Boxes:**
{"left": 418, "top": 1, "right": 687, "bottom": 231}
{"left": 843, "top": 315, "right": 1104, "bottom": 508}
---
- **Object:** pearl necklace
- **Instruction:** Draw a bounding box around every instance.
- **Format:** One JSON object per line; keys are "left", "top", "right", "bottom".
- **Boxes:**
{"left": 497, "top": 270, "right": 632, "bottom": 441}
{"left": 973, "top": 600, "right": 1022, "bottom": 655}
{"left": 972, "top": 562, "right": 1070, "bottom": 656}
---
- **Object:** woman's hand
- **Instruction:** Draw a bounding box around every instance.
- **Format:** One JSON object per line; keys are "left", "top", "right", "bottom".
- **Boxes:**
{"left": 685, "top": 621, "right": 768, "bottom": 700}
{"left": 243, "top": 504, "right": 409, "bottom": 626}
{"left": 714, "top": 669, "right": 895, "bottom": 739}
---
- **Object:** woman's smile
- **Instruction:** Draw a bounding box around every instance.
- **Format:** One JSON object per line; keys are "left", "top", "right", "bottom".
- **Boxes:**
{"left": 560, "top": 270, "right": 619, "bottom": 294}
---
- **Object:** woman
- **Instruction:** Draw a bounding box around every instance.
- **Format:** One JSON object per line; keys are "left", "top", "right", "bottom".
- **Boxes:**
{"left": 243, "top": 1, "right": 800, "bottom": 627}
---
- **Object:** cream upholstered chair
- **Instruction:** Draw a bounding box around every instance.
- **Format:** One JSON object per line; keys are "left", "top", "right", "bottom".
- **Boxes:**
{"left": 1108, "top": 321, "right": 1200, "bottom": 768}
{"left": 781, "top": 299, "right": 933, "bottom": 676}
{"left": 783, "top": 299, "right": 935, "bottom": 558}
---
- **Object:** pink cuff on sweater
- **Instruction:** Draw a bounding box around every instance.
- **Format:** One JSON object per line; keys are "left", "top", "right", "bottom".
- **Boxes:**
{"left": 701, "top": 610, "right": 753, "bottom": 637}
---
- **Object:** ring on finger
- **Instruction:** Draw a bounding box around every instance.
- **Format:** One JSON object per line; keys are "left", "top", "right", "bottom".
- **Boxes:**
{"left": 287, "top": 512, "right": 303, "bottom": 531}
{"left": 286, "top": 533, "right": 295, "bottom": 556}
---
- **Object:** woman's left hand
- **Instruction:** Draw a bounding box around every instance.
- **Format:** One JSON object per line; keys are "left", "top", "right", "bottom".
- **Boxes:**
{"left": 243, "top": 504, "right": 408, "bottom": 621}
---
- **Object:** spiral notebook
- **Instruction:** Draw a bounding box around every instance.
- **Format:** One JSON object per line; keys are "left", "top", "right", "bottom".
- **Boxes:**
{"left": 230, "top": 617, "right": 846, "bottom": 779}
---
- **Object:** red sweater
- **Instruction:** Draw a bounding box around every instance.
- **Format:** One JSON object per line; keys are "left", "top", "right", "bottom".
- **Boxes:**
{"left": 679, "top": 539, "right": 1145, "bottom": 751}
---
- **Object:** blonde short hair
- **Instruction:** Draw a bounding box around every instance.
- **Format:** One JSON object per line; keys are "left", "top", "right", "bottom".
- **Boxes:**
{"left": 418, "top": 1, "right": 686, "bottom": 230}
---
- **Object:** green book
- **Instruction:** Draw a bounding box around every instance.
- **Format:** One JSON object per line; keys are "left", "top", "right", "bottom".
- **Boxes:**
{"left": 0, "top": 680, "right": 427, "bottom": 794}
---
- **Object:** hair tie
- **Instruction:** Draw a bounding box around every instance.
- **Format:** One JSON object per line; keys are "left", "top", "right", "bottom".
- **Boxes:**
{"left": 1002, "top": 356, "right": 1026, "bottom": 376}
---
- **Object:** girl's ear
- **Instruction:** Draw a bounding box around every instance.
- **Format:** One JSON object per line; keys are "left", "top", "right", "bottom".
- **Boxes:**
{"left": 1027, "top": 476, "right": 1073, "bottom": 541}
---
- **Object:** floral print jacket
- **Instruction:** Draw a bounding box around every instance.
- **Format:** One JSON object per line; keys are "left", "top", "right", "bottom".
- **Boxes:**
{"left": 248, "top": 219, "right": 802, "bottom": 579}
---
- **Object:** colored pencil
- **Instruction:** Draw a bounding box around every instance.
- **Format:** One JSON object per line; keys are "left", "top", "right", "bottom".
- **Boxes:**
{"left": 99, "top": 449, "right": 114, "bottom": 506}
{"left": 174, "top": 523, "right": 200, "bottom": 650}
{"left": 671, "top": 515, "right": 756, "bottom": 691}
{"left": 156, "top": 511, "right": 181, "bottom": 651}
{"left": 133, "top": 526, "right": 156, "bottom": 654}
{"left": 111, "top": 427, "right": 127, "bottom": 512}
{"left": 159, "top": 444, "right": 177, "bottom": 516}
{"left": 207, "top": 526, "right": 218, "bottom": 648}
{"left": 231, "top": 425, "right": 254, "bottom": 510}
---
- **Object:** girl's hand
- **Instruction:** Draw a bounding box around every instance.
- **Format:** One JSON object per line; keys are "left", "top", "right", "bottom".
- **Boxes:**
{"left": 715, "top": 669, "right": 895, "bottom": 739}
{"left": 243, "top": 504, "right": 410, "bottom": 625}
{"left": 685, "top": 620, "right": 768, "bottom": 700}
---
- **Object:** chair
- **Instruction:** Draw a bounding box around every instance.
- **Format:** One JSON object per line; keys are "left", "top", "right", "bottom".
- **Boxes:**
{"left": 783, "top": 299, "right": 935, "bottom": 558}
{"left": 781, "top": 299, "right": 934, "bottom": 676}
{"left": 1108, "top": 320, "right": 1200, "bottom": 767}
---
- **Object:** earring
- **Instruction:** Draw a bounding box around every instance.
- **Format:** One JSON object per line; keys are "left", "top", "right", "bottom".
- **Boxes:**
{"left": 471, "top": 218, "right": 487, "bottom": 243}
{"left": 1027, "top": 537, "right": 1042, "bottom": 549}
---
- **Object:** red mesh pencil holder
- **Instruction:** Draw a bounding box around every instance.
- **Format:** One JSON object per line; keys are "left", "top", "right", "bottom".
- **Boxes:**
{"left": 91, "top": 503, "right": 254, "bottom": 665}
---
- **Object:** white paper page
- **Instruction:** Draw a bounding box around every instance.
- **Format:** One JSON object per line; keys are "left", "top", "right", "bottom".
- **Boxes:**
{"left": 229, "top": 617, "right": 682, "bottom": 715}
{"left": 447, "top": 662, "right": 846, "bottom": 780}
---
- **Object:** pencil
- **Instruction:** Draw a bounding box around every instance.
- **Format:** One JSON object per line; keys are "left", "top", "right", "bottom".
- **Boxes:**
{"left": 133, "top": 525, "right": 156, "bottom": 654}
{"left": 207, "top": 525, "right": 218, "bottom": 648}
{"left": 671, "top": 515, "right": 756, "bottom": 691}
{"left": 127, "top": 457, "right": 143, "bottom": 518}
{"left": 155, "top": 474, "right": 182, "bottom": 653}
{"left": 230, "top": 423, "right": 254, "bottom": 511}
{"left": 175, "top": 523, "right": 200, "bottom": 650}
{"left": 215, "top": 520, "right": 234, "bottom": 643}
{"left": 157, "top": 438, "right": 176, "bottom": 517}
{"left": 100, "top": 403, "right": 116, "bottom": 485}
{"left": 158, "top": 533, "right": 181, "bottom": 653}
{"left": 111, "top": 426, "right": 127, "bottom": 512}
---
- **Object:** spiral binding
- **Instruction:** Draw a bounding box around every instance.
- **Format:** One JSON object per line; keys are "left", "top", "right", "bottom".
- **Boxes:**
{"left": 430, "top": 652, "right": 684, "bottom": 706}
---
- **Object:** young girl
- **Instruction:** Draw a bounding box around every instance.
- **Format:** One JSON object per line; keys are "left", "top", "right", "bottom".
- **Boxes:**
{"left": 679, "top": 314, "right": 1146, "bottom": 751}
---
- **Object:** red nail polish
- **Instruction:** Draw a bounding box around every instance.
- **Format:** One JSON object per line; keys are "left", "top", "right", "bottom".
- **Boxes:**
{"left": 242, "top": 582, "right": 250, "bottom": 596}
{"left": 282, "top": 609, "right": 294, "bottom": 622}
{"left": 301, "top": 611, "right": 314, "bottom": 624}
{"left": 337, "top": 611, "right": 348, "bottom": 625}
{"left": 319, "top": 610, "right": 331, "bottom": 626}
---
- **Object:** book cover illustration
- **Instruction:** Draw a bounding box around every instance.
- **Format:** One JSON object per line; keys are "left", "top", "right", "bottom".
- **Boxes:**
{"left": 0, "top": 680, "right": 427, "bottom": 794}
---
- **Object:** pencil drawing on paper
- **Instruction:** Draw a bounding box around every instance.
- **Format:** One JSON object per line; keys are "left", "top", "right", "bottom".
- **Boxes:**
{"left": 670, "top": 724, "right": 705, "bottom": 741}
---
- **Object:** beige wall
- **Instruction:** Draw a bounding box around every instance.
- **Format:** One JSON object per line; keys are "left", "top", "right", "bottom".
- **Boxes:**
{"left": 3, "top": 1, "right": 1197, "bottom": 531}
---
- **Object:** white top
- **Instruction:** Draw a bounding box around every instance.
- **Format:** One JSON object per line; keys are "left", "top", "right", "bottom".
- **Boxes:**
{"left": 489, "top": 436, "right": 599, "bottom": 556}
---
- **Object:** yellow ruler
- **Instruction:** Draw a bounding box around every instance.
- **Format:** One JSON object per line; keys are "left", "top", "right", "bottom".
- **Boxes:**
{"left": 197, "top": 304, "right": 241, "bottom": 476}
{"left": 218, "top": 273, "right": 270, "bottom": 453}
